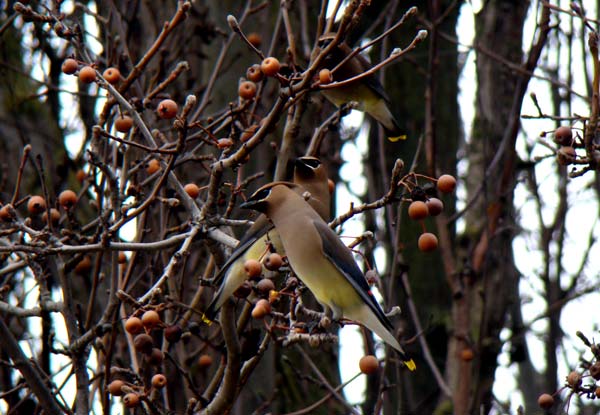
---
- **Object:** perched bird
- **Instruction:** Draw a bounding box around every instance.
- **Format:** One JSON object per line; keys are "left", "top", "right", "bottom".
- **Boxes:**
{"left": 317, "top": 33, "right": 405, "bottom": 142}
{"left": 204, "top": 157, "right": 330, "bottom": 320}
{"left": 240, "top": 182, "right": 415, "bottom": 370}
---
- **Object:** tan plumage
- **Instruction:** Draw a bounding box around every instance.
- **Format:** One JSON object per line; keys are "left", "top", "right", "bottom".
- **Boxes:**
{"left": 317, "top": 33, "right": 405, "bottom": 141}
{"left": 241, "top": 183, "right": 415, "bottom": 370}
{"left": 204, "top": 157, "right": 330, "bottom": 320}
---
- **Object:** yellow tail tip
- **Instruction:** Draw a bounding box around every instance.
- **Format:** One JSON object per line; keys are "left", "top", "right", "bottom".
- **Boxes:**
{"left": 200, "top": 313, "right": 213, "bottom": 326}
{"left": 388, "top": 134, "right": 407, "bottom": 142}
{"left": 404, "top": 359, "right": 416, "bottom": 371}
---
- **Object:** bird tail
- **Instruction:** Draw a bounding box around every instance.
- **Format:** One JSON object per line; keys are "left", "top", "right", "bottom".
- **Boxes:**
{"left": 350, "top": 305, "right": 416, "bottom": 371}
{"left": 366, "top": 100, "right": 406, "bottom": 142}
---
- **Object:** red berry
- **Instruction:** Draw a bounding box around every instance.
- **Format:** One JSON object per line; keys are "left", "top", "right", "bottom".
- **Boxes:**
{"left": 247, "top": 32, "right": 262, "bottom": 48}
{"left": 157, "top": 99, "right": 178, "bottom": 119}
{"left": 108, "top": 379, "right": 125, "bottom": 396}
{"left": 567, "top": 371, "right": 582, "bottom": 389}
{"left": 164, "top": 325, "right": 182, "bottom": 343}
{"left": 418, "top": 232, "right": 438, "bottom": 252}
{"left": 233, "top": 281, "right": 252, "bottom": 298}
{"left": 133, "top": 333, "right": 154, "bottom": 354}
{"left": 553, "top": 125, "right": 573, "bottom": 146}
{"left": 74, "top": 256, "right": 92, "bottom": 274}
{"left": 102, "top": 67, "right": 121, "bottom": 84}
{"left": 27, "top": 195, "right": 46, "bottom": 215}
{"left": 118, "top": 251, "right": 127, "bottom": 264}
{"left": 408, "top": 201, "right": 428, "bottom": 220}
{"left": 256, "top": 278, "right": 275, "bottom": 294}
{"left": 198, "top": 354, "right": 213, "bottom": 368}
{"left": 238, "top": 81, "right": 257, "bottom": 100}
{"left": 437, "top": 175, "right": 457, "bottom": 194}
{"left": 151, "top": 374, "right": 167, "bottom": 389}
{"left": 359, "top": 355, "right": 378, "bottom": 374}
{"left": 114, "top": 115, "right": 133, "bottom": 133}
{"left": 78, "top": 66, "right": 97, "bottom": 83}
{"left": 460, "top": 348, "right": 474, "bottom": 361}
{"left": 425, "top": 198, "right": 444, "bottom": 216}
{"left": 58, "top": 190, "right": 77, "bottom": 209}
{"left": 62, "top": 58, "right": 78, "bottom": 75}
{"left": 76, "top": 169, "right": 87, "bottom": 183}
{"left": 537, "top": 393, "right": 554, "bottom": 409}
{"left": 557, "top": 146, "right": 576, "bottom": 165}
{"left": 146, "top": 159, "right": 161, "bottom": 174}
{"left": 246, "top": 64, "right": 264, "bottom": 83}
{"left": 261, "top": 57, "right": 281, "bottom": 77}
{"left": 263, "top": 253, "right": 283, "bottom": 270}
{"left": 123, "top": 393, "right": 140, "bottom": 408}
{"left": 0, "top": 205, "right": 14, "bottom": 222}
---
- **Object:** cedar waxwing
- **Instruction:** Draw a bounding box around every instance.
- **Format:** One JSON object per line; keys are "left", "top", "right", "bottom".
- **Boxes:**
{"left": 240, "top": 183, "right": 415, "bottom": 370}
{"left": 204, "top": 157, "right": 331, "bottom": 320}
{"left": 317, "top": 33, "right": 405, "bottom": 142}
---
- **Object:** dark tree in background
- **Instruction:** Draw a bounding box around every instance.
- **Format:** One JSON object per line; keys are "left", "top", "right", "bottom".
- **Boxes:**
{"left": 1, "top": 1, "right": 600, "bottom": 414}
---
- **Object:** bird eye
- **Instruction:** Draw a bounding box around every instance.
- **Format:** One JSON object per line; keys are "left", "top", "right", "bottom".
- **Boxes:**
{"left": 299, "top": 158, "right": 321, "bottom": 169}
{"left": 253, "top": 188, "right": 271, "bottom": 201}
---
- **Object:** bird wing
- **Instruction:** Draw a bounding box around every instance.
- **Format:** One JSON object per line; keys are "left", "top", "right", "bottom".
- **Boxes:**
{"left": 212, "top": 215, "right": 274, "bottom": 286}
{"left": 313, "top": 220, "right": 394, "bottom": 331}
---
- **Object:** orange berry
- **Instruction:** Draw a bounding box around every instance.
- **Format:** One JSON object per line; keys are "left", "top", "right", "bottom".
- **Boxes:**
{"left": 125, "top": 316, "right": 143, "bottom": 334}
{"left": 0, "top": 205, "right": 14, "bottom": 222}
{"left": 146, "top": 159, "right": 161, "bottom": 174}
{"left": 198, "top": 354, "right": 213, "bottom": 368}
{"left": 244, "top": 259, "right": 262, "bottom": 279}
{"left": 246, "top": 64, "right": 264, "bottom": 83}
{"left": 460, "top": 348, "right": 474, "bottom": 361}
{"left": 359, "top": 355, "right": 379, "bottom": 375}
{"left": 141, "top": 310, "right": 161, "bottom": 329}
{"left": 256, "top": 278, "right": 275, "bottom": 294}
{"left": 76, "top": 169, "right": 87, "bottom": 183}
{"left": 596, "top": 387, "right": 600, "bottom": 399}
{"left": 240, "top": 125, "right": 258, "bottom": 142}
{"left": 62, "top": 58, "right": 78, "bottom": 75}
{"left": 238, "top": 81, "right": 257, "bottom": 100}
{"left": 58, "top": 190, "right": 77, "bottom": 209}
{"left": 425, "top": 198, "right": 444, "bottom": 216}
{"left": 319, "top": 68, "right": 333, "bottom": 84}
{"left": 537, "top": 393, "right": 554, "bottom": 409}
{"left": 102, "top": 67, "right": 120, "bottom": 84}
{"left": 418, "top": 232, "right": 438, "bottom": 252}
{"left": 123, "top": 393, "right": 140, "bottom": 408}
{"left": 184, "top": 183, "right": 200, "bottom": 198}
{"left": 408, "top": 201, "right": 428, "bottom": 221}
{"left": 251, "top": 299, "right": 271, "bottom": 319}
{"left": 151, "top": 374, "right": 167, "bottom": 389}
{"left": 437, "top": 174, "right": 457, "bottom": 194}
{"left": 114, "top": 115, "right": 133, "bottom": 133}
{"left": 108, "top": 379, "right": 125, "bottom": 396}
{"left": 157, "top": 99, "right": 178, "bottom": 119}
{"left": 118, "top": 251, "right": 127, "bottom": 264}
{"left": 217, "top": 138, "right": 234, "bottom": 149}
{"left": 133, "top": 333, "right": 154, "bottom": 354}
{"left": 247, "top": 32, "right": 262, "bottom": 48}
{"left": 74, "top": 256, "right": 92, "bottom": 274}
{"left": 567, "top": 371, "right": 582, "bottom": 389}
{"left": 260, "top": 57, "right": 281, "bottom": 77}
{"left": 553, "top": 125, "right": 573, "bottom": 146}
{"left": 78, "top": 66, "right": 97, "bottom": 83}
{"left": 263, "top": 253, "right": 283, "bottom": 270}
{"left": 27, "top": 195, "right": 46, "bottom": 215}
